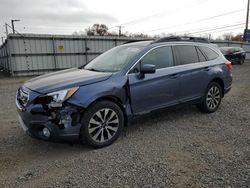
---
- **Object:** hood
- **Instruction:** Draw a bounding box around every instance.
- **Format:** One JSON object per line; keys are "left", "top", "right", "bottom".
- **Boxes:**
{"left": 24, "top": 68, "right": 112, "bottom": 94}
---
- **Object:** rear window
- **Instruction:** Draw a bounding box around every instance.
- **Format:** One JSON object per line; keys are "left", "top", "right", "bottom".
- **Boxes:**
{"left": 174, "top": 45, "right": 199, "bottom": 65}
{"left": 199, "top": 46, "right": 219, "bottom": 61}
{"left": 220, "top": 47, "right": 245, "bottom": 55}
{"left": 233, "top": 47, "right": 245, "bottom": 53}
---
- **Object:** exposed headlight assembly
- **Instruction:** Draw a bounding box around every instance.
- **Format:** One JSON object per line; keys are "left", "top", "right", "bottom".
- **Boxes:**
{"left": 47, "top": 87, "right": 79, "bottom": 107}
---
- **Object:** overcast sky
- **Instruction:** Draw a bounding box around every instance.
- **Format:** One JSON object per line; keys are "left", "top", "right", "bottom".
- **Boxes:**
{"left": 0, "top": 0, "right": 248, "bottom": 40}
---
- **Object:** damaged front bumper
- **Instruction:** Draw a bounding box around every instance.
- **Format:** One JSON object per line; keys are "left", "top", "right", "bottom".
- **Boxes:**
{"left": 16, "top": 87, "right": 82, "bottom": 142}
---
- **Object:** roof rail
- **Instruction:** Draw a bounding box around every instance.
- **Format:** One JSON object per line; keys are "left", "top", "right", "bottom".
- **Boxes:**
{"left": 152, "top": 36, "right": 209, "bottom": 44}
{"left": 124, "top": 39, "right": 153, "bottom": 44}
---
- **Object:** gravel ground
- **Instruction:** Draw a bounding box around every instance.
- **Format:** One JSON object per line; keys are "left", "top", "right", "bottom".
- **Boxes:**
{"left": 0, "top": 64, "right": 249, "bottom": 188}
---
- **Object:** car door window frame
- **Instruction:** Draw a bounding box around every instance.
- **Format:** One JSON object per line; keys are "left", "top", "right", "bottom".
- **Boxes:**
{"left": 172, "top": 45, "right": 200, "bottom": 66}
{"left": 198, "top": 46, "right": 219, "bottom": 61}
{"left": 127, "top": 45, "right": 175, "bottom": 75}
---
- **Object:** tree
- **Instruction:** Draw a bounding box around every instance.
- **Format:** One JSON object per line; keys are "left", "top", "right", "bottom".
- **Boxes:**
{"left": 85, "top": 24, "right": 109, "bottom": 36}
{"left": 128, "top": 33, "right": 150, "bottom": 38}
{"left": 231, "top": 33, "right": 243, "bottom": 41}
{"left": 216, "top": 33, "right": 243, "bottom": 41}
{"left": 85, "top": 27, "right": 94, "bottom": 36}
{"left": 222, "top": 33, "right": 233, "bottom": 40}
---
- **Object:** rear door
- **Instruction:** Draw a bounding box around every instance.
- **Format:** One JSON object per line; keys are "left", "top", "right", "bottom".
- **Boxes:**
{"left": 173, "top": 45, "right": 208, "bottom": 102}
{"left": 128, "top": 46, "right": 180, "bottom": 114}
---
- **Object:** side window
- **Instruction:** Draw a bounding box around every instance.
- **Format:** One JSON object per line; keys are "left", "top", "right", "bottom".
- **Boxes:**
{"left": 141, "top": 46, "right": 174, "bottom": 69}
{"left": 196, "top": 47, "right": 207, "bottom": 62}
{"left": 129, "top": 46, "right": 174, "bottom": 73}
{"left": 198, "top": 46, "right": 219, "bottom": 61}
{"left": 174, "top": 45, "right": 199, "bottom": 65}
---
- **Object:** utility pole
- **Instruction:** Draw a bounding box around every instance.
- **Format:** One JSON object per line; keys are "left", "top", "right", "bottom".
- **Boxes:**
{"left": 116, "top": 25, "right": 124, "bottom": 37}
{"left": 244, "top": 0, "right": 250, "bottom": 41}
{"left": 11, "top": 19, "right": 20, "bottom": 34}
{"left": 4, "top": 23, "right": 8, "bottom": 37}
{"left": 246, "top": 0, "right": 250, "bottom": 30}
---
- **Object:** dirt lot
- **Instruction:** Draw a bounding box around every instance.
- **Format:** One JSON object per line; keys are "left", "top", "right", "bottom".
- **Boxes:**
{"left": 0, "top": 64, "right": 250, "bottom": 188}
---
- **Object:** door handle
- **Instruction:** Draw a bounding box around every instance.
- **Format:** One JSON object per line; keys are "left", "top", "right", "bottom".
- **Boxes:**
{"left": 170, "top": 73, "right": 178, "bottom": 79}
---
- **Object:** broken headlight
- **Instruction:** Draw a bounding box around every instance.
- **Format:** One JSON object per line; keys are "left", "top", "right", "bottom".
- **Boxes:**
{"left": 47, "top": 87, "right": 79, "bottom": 107}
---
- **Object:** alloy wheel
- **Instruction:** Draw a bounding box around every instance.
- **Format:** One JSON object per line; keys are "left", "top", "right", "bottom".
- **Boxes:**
{"left": 88, "top": 108, "right": 119, "bottom": 143}
{"left": 206, "top": 86, "right": 221, "bottom": 110}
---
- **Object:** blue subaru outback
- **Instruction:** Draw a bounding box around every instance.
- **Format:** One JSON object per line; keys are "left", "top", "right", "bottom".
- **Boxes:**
{"left": 16, "top": 37, "right": 232, "bottom": 148}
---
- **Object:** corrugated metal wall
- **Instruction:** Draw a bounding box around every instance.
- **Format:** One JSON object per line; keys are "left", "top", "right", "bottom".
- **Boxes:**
{"left": 0, "top": 34, "right": 249, "bottom": 76}
{"left": 0, "top": 39, "right": 10, "bottom": 72}
{"left": 0, "top": 34, "right": 146, "bottom": 76}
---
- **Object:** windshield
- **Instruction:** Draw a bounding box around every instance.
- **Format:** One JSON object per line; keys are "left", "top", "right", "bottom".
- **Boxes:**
{"left": 84, "top": 45, "right": 143, "bottom": 72}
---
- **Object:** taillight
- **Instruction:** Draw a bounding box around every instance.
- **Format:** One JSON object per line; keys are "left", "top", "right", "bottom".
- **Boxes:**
{"left": 225, "top": 61, "right": 232, "bottom": 69}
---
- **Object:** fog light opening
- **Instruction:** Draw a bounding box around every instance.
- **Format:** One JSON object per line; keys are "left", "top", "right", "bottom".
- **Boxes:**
{"left": 42, "top": 127, "right": 51, "bottom": 138}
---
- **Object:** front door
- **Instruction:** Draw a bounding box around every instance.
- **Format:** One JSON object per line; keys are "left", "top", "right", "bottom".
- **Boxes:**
{"left": 128, "top": 46, "right": 180, "bottom": 114}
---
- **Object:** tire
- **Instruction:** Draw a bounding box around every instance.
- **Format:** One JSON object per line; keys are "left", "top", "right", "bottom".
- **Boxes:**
{"left": 239, "top": 58, "right": 244, "bottom": 65}
{"left": 80, "top": 100, "right": 124, "bottom": 148}
{"left": 198, "top": 82, "right": 222, "bottom": 113}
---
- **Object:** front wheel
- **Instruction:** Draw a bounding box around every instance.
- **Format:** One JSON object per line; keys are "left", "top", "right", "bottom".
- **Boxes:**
{"left": 80, "top": 100, "right": 124, "bottom": 148}
{"left": 198, "top": 82, "right": 222, "bottom": 113}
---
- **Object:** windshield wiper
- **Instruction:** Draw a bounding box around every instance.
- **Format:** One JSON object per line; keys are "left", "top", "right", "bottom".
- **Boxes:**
{"left": 85, "top": 68, "right": 101, "bottom": 72}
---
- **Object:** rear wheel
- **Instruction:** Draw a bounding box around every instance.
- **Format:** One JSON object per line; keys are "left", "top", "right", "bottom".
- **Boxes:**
{"left": 198, "top": 82, "right": 222, "bottom": 113}
{"left": 80, "top": 100, "right": 124, "bottom": 148}
{"left": 239, "top": 57, "right": 244, "bottom": 65}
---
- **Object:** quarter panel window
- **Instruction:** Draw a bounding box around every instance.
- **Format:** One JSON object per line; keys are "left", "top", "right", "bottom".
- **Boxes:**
{"left": 196, "top": 47, "right": 207, "bottom": 62}
{"left": 174, "top": 45, "right": 199, "bottom": 65}
{"left": 199, "top": 46, "right": 219, "bottom": 61}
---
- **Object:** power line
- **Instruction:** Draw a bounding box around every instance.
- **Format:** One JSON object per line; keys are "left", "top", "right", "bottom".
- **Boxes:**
{"left": 109, "top": 0, "right": 208, "bottom": 29}
{"left": 181, "top": 22, "right": 245, "bottom": 35}
{"left": 175, "top": 21, "right": 244, "bottom": 35}
{"left": 198, "top": 26, "right": 244, "bottom": 34}
{"left": 142, "top": 9, "right": 244, "bottom": 33}
{"left": 175, "top": 22, "right": 249, "bottom": 36}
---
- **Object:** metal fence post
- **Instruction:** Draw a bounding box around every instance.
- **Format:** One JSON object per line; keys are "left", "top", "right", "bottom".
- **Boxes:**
{"left": 85, "top": 38, "right": 88, "bottom": 64}
{"left": 6, "top": 36, "right": 15, "bottom": 76}
{"left": 52, "top": 37, "right": 57, "bottom": 70}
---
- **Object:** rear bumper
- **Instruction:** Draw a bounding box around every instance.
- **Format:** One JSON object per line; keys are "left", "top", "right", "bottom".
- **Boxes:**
{"left": 225, "top": 54, "right": 245, "bottom": 63}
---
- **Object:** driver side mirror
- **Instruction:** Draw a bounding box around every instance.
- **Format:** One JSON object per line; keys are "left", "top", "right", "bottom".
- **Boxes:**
{"left": 139, "top": 64, "right": 156, "bottom": 79}
{"left": 141, "top": 64, "right": 156, "bottom": 74}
